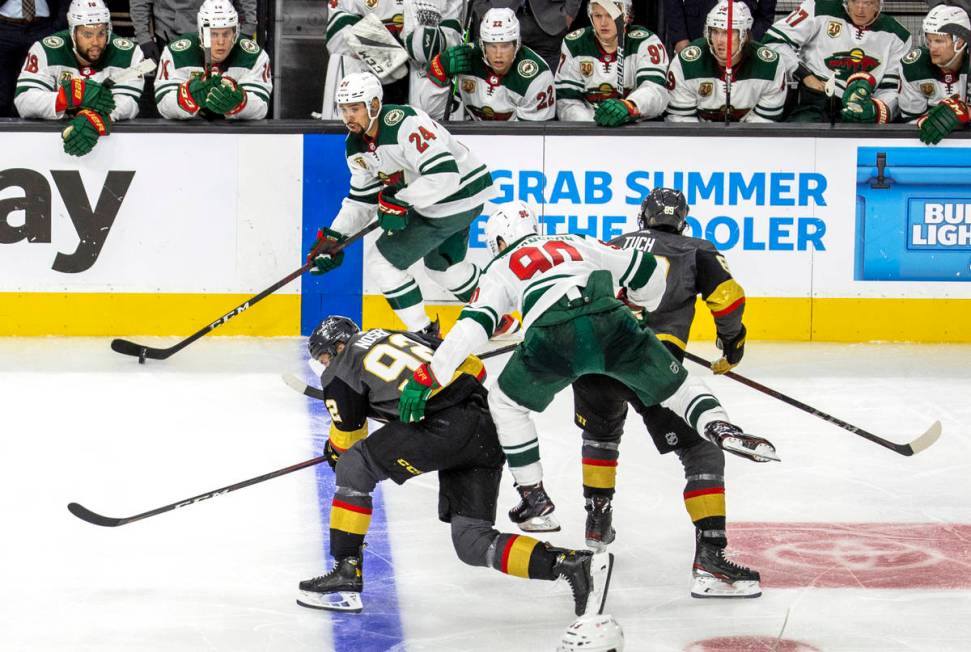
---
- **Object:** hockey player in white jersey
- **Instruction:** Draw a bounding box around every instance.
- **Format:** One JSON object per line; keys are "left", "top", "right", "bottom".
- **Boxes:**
{"left": 308, "top": 72, "right": 506, "bottom": 337}
{"left": 764, "top": 0, "right": 912, "bottom": 122}
{"left": 397, "top": 202, "right": 778, "bottom": 572}
{"left": 15, "top": 0, "right": 144, "bottom": 157}
{"left": 321, "top": 0, "right": 463, "bottom": 119}
{"left": 667, "top": 1, "right": 788, "bottom": 122}
{"left": 154, "top": 0, "right": 272, "bottom": 120}
{"left": 554, "top": 0, "right": 669, "bottom": 126}
{"left": 899, "top": 4, "right": 970, "bottom": 144}
{"left": 419, "top": 8, "right": 556, "bottom": 121}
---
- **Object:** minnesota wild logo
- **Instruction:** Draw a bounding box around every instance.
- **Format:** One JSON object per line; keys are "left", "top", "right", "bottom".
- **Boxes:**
{"left": 824, "top": 49, "right": 879, "bottom": 79}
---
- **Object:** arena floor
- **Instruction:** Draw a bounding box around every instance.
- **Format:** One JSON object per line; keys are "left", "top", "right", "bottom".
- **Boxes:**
{"left": 2, "top": 337, "right": 968, "bottom": 651}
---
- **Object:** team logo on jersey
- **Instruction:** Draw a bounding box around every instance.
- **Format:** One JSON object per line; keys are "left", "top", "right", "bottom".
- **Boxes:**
{"left": 699, "top": 81, "right": 713, "bottom": 97}
{"left": 366, "top": 0, "right": 378, "bottom": 6}
{"left": 384, "top": 108, "right": 405, "bottom": 126}
{"left": 824, "top": 49, "right": 879, "bottom": 78}
{"left": 378, "top": 170, "right": 404, "bottom": 186}
{"left": 566, "top": 29, "right": 584, "bottom": 41}
{"left": 353, "top": 156, "right": 369, "bottom": 171}
{"left": 902, "top": 48, "right": 922, "bottom": 65}
{"left": 680, "top": 45, "right": 701, "bottom": 62}
{"left": 462, "top": 78, "right": 476, "bottom": 93}
{"left": 756, "top": 46, "right": 777, "bottom": 63}
{"left": 170, "top": 38, "right": 192, "bottom": 52}
{"left": 827, "top": 21, "right": 842, "bottom": 38}
{"left": 580, "top": 60, "right": 594, "bottom": 77}
{"left": 517, "top": 59, "right": 539, "bottom": 79}
{"left": 920, "top": 82, "right": 936, "bottom": 97}
{"left": 665, "top": 432, "right": 679, "bottom": 446}
{"left": 112, "top": 38, "right": 134, "bottom": 50}
{"left": 43, "top": 35, "right": 65, "bottom": 49}
{"left": 60, "top": 71, "right": 73, "bottom": 83}
{"left": 240, "top": 39, "right": 260, "bottom": 54}
{"left": 628, "top": 29, "right": 648, "bottom": 39}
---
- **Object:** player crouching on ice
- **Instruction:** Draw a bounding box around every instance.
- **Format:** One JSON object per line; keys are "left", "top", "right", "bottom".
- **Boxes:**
{"left": 15, "top": 0, "right": 145, "bottom": 157}
{"left": 398, "top": 202, "right": 777, "bottom": 599}
{"left": 296, "top": 316, "right": 613, "bottom": 616}
{"left": 307, "top": 71, "right": 519, "bottom": 340}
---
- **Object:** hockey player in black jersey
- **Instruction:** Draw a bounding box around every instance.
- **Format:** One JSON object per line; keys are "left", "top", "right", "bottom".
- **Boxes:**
{"left": 295, "top": 316, "right": 613, "bottom": 616}
{"left": 570, "top": 187, "right": 760, "bottom": 599}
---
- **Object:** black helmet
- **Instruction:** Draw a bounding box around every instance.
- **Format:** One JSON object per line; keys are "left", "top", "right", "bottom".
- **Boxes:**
{"left": 637, "top": 187, "right": 689, "bottom": 233}
{"left": 308, "top": 315, "right": 360, "bottom": 360}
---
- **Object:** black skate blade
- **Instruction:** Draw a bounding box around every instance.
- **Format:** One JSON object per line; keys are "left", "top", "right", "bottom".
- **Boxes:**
{"left": 68, "top": 502, "right": 123, "bottom": 527}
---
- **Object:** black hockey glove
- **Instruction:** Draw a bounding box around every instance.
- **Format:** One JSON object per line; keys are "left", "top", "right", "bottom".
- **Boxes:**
{"left": 712, "top": 325, "right": 746, "bottom": 375}
{"left": 324, "top": 438, "right": 341, "bottom": 470}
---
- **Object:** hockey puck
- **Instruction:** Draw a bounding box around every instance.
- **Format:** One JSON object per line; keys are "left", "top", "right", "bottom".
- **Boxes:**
{"left": 138, "top": 348, "right": 147, "bottom": 364}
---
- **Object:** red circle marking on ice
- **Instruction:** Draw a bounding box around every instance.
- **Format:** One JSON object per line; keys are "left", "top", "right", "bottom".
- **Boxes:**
{"left": 686, "top": 636, "right": 822, "bottom": 652}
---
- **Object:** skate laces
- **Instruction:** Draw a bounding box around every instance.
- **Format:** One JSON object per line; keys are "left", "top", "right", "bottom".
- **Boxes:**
{"left": 717, "top": 547, "right": 749, "bottom": 571}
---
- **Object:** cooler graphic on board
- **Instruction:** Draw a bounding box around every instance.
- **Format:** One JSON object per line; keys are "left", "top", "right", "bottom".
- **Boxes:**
{"left": 855, "top": 147, "right": 971, "bottom": 282}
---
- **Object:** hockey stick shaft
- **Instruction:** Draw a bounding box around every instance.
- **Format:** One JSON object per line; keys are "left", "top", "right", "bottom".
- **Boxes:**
{"left": 111, "top": 221, "right": 380, "bottom": 361}
{"left": 443, "top": 3, "right": 475, "bottom": 122}
{"left": 286, "top": 341, "right": 520, "bottom": 400}
{"left": 68, "top": 454, "right": 329, "bottom": 527}
{"left": 681, "top": 350, "right": 940, "bottom": 456}
{"left": 724, "top": 0, "right": 733, "bottom": 124}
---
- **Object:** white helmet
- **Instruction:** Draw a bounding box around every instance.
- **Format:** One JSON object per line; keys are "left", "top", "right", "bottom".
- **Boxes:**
{"left": 924, "top": 4, "right": 971, "bottom": 53}
{"left": 587, "top": 0, "right": 632, "bottom": 25}
{"left": 705, "top": 0, "right": 754, "bottom": 63}
{"left": 67, "top": 0, "right": 111, "bottom": 55}
{"left": 198, "top": 0, "right": 240, "bottom": 48}
{"left": 335, "top": 72, "right": 384, "bottom": 131}
{"left": 484, "top": 201, "right": 540, "bottom": 256}
{"left": 557, "top": 614, "right": 625, "bottom": 652}
{"left": 480, "top": 8, "right": 521, "bottom": 52}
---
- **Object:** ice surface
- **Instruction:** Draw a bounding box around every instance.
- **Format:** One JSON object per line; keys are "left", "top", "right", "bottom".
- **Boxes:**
{"left": 1, "top": 338, "right": 968, "bottom": 651}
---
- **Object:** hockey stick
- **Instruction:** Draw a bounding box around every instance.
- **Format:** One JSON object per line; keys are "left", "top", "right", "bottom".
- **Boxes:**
{"left": 442, "top": 1, "right": 475, "bottom": 122}
{"left": 283, "top": 341, "right": 521, "bottom": 400}
{"left": 68, "top": 453, "right": 329, "bottom": 527}
{"left": 681, "top": 350, "right": 942, "bottom": 456}
{"left": 111, "top": 221, "right": 379, "bottom": 363}
{"left": 724, "top": 0, "right": 733, "bottom": 124}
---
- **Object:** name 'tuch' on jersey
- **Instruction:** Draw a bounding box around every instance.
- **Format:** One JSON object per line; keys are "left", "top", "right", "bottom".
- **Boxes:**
{"left": 555, "top": 25, "right": 669, "bottom": 120}
{"left": 667, "top": 39, "right": 787, "bottom": 122}
{"left": 765, "top": 0, "right": 911, "bottom": 102}
{"left": 15, "top": 30, "right": 144, "bottom": 120}
{"left": 898, "top": 46, "right": 969, "bottom": 121}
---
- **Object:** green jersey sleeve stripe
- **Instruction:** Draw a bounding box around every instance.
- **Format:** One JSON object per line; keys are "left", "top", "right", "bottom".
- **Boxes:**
{"left": 326, "top": 14, "right": 361, "bottom": 39}
{"left": 556, "top": 88, "right": 585, "bottom": 100}
{"left": 764, "top": 27, "right": 796, "bottom": 47}
{"left": 417, "top": 151, "right": 451, "bottom": 172}
{"left": 17, "top": 79, "right": 56, "bottom": 91}
{"left": 626, "top": 251, "right": 658, "bottom": 290}
{"left": 618, "top": 250, "right": 642, "bottom": 286}
{"left": 421, "top": 160, "right": 460, "bottom": 176}
{"left": 458, "top": 308, "right": 497, "bottom": 336}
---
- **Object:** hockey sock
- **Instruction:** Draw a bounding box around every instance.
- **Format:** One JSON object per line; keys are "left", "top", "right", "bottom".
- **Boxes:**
{"left": 426, "top": 261, "right": 480, "bottom": 303}
{"left": 329, "top": 492, "right": 373, "bottom": 559}
{"left": 684, "top": 476, "right": 727, "bottom": 549}
{"left": 660, "top": 375, "right": 730, "bottom": 435}
{"left": 491, "top": 533, "right": 558, "bottom": 580}
{"left": 581, "top": 436, "right": 619, "bottom": 499}
{"left": 489, "top": 383, "right": 544, "bottom": 485}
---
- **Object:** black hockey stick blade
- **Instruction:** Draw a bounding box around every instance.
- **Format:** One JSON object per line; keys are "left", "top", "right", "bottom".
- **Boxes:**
{"left": 283, "top": 342, "right": 520, "bottom": 400}
{"left": 68, "top": 453, "right": 330, "bottom": 527}
{"left": 110, "top": 222, "right": 379, "bottom": 362}
{"left": 682, "top": 350, "right": 942, "bottom": 456}
{"left": 68, "top": 501, "right": 125, "bottom": 527}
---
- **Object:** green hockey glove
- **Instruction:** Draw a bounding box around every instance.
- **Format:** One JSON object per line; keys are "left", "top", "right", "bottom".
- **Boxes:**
{"left": 428, "top": 45, "right": 473, "bottom": 87}
{"left": 594, "top": 98, "right": 639, "bottom": 127}
{"left": 62, "top": 109, "right": 110, "bottom": 157}
{"left": 206, "top": 77, "right": 247, "bottom": 115}
{"left": 399, "top": 363, "right": 439, "bottom": 423}
{"left": 307, "top": 227, "right": 347, "bottom": 275}
{"left": 377, "top": 187, "right": 411, "bottom": 232}
{"left": 840, "top": 72, "right": 888, "bottom": 123}
{"left": 177, "top": 74, "right": 217, "bottom": 114}
{"left": 57, "top": 77, "right": 116, "bottom": 115}
{"left": 918, "top": 97, "right": 970, "bottom": 145}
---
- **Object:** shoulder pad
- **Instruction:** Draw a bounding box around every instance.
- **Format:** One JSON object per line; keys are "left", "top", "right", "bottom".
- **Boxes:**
{"left": 517, "top": 58, "right": 540, "bottom": 79}
{"left": 239, "top": 38, "right": 261, "bottom": 54}
{"left": 902, "top": 47, "right": 923, "bottom": 65}
{"left": 111, "top": 37, "right": 134, "bottom": 51}
{"left": 680, "top": 45, "right": 702, "bottom": 63}
{"left": 42, "top": 34, "right": 66, "bottom": 50}
{"left": 756, "top": 46, "right": 778, "bottom": 63}
{"left": 565, "top": 29, "right": 585, "bottom": 41}
{"left": 170, "top": 38, "right": 193, "bottom": 53}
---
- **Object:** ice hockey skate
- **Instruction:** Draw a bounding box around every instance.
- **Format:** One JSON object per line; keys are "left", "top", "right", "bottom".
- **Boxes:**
{"left": 551, "top": 547, "right": 615, "bottom": 616}
{"left": 690, "top": 540, "right": 762, "bottom": 598}
{"left": 296, "top": 554, "right": 365, "bottom": 612}
{"left": 585, "top": 495, "right": 616, "bottom": 552}
{"left": 704, "top": 421, "right": 780, "bottom": 462}
{"left": 509, "top": 482, "right": 561, "bottom": 532}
